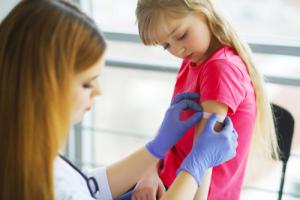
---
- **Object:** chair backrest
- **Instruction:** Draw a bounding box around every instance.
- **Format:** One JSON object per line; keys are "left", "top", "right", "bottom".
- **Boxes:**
{"left": 271, "top": 104, "right": 295, "bottom": 163}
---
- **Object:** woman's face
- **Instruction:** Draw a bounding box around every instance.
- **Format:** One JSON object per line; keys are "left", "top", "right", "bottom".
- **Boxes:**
{"left": 71, "top": 56, "right": 105, "bottom": 124}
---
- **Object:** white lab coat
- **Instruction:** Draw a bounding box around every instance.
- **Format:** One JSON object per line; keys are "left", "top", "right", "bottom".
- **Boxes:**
{"left": 54, "top": 156, "right": 113, "bottom": 200}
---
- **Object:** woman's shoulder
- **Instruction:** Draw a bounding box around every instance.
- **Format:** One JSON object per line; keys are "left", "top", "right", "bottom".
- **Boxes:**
{"left": 54, "top": 156, "right": 83, "bottom": 183}
{"left": 54, "top": 156, "right": 94, "bottom": 199}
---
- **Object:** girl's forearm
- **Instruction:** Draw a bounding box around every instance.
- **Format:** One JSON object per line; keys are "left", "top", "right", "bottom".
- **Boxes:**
{"left": 106, "top": 147, "right": 158, "bottom": 198}
{"left": 162, "top": 170, "right": 198, "bottom": 200}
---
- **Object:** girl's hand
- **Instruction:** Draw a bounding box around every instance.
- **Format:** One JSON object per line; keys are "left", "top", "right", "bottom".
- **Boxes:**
{"left": 131, "top": 170, "right": 165, "bottom": 200}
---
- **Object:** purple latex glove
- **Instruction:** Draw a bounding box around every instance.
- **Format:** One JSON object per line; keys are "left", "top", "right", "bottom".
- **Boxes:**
{"left": 146, "top": 92, "right": 203, "bottom": 159}
{"left": 177, "top": 114, "right": 238, "bottom": 186}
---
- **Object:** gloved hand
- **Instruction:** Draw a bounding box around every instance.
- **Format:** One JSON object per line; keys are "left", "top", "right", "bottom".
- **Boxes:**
{"left": 177, "top": 114, "right": 238, "bottom": 186}
{"left": 146, "top": 92, "right": 203, "bottom": 159}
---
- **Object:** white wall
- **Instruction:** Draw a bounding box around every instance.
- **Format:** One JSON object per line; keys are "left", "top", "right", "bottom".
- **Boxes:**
{"left": 0, "top": 0, "right": 19, "bottom": 22}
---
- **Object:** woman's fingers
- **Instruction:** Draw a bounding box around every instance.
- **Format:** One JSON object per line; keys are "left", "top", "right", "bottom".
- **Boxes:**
{"left": 171, "top": 92, "right": 199, "bottom": 105}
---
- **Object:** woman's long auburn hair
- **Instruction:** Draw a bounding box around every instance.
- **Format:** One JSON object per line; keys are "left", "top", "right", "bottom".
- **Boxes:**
{"left": 0, "top": 0, "right": 106, "bottom": 199}
{"left": 136, "top": 0, "right": 279, "bottom": 160}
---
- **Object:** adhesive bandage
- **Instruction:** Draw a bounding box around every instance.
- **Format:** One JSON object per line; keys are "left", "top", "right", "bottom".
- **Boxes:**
{"left": 202, "top": 112, "right": 226, "bottom": 123}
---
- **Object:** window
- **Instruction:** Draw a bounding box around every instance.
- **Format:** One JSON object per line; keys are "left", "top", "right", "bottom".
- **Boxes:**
{"left": 69, "top": 0, "right": 300, "bottom": 199}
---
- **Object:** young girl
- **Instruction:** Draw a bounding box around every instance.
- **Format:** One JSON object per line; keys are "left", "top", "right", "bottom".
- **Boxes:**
{"left": 134, "top": 0, "right": 279, "bottom": 199}
{"left": 0, "top": 0, "right": 238, "bottom": 200}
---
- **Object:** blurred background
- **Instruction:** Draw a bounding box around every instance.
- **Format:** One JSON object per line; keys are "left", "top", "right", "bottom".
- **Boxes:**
{"left": 1, "top": 0, "right": 300, "bottom": 199}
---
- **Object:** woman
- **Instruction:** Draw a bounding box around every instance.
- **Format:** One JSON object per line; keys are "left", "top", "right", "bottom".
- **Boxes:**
{"left": 0, "top": 0, "right": 238, "bottom": 199}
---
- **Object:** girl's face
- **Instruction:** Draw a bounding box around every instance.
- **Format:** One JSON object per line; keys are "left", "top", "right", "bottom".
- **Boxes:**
{"left": 71, "top": 56, "right": 105, "bottom": 124}
{"left": 159, "top": 13, "right": 217, "bottom": 65}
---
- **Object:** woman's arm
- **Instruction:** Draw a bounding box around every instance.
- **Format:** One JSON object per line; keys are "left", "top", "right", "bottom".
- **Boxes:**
{"left": 107, "top": 113, "right": 237, "bottom": 200}
{"left": 106, "top": 147, "right": 159, "bottom": 198}
{"left": 194, "top": 168, "right": 212, "bottom": 200}
{"left": 131, "top": 160, "right": 165, "bottom": 200}
{"left": 106, "top": 92, "right": 203, "bottom": 198}
{"left": 194, "top": 100, "right": 228, "bottom": 200}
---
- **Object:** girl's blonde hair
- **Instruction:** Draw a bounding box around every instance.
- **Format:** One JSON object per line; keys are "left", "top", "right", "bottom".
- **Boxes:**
{"left": 136, "top": 0, "right": 279, "bottom": 159}
{"left": 0, "top": 0, "right": 106, "bottom": 199}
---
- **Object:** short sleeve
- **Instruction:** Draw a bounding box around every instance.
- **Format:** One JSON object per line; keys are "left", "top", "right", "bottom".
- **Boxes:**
{"left": 199, "top": 59, "right": 247, "bottom": 114}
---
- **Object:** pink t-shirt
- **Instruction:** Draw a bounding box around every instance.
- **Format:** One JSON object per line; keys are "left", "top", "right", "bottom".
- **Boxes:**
{"left": 159, "top": 46, "right": 256, "bottom": 200}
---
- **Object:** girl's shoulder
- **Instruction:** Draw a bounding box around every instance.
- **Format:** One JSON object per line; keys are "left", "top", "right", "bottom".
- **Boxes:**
{"left": 203, "top": 46, "right": 249, "bottom": 80}
{"left": 206, "top": 45, "right": 240, "bottom": 64}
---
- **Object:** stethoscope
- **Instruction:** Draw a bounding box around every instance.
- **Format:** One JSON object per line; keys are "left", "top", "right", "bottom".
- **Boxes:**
{"left": 59, "top": 155, "right": 100, "bottom": 199}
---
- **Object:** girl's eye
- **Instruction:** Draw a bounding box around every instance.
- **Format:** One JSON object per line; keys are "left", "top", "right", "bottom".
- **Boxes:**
{"left": 177, "top": 32, "right": 187, "bottom": 40}
{"left": 163, "top": 43, "right": 170, "bottom": 50}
